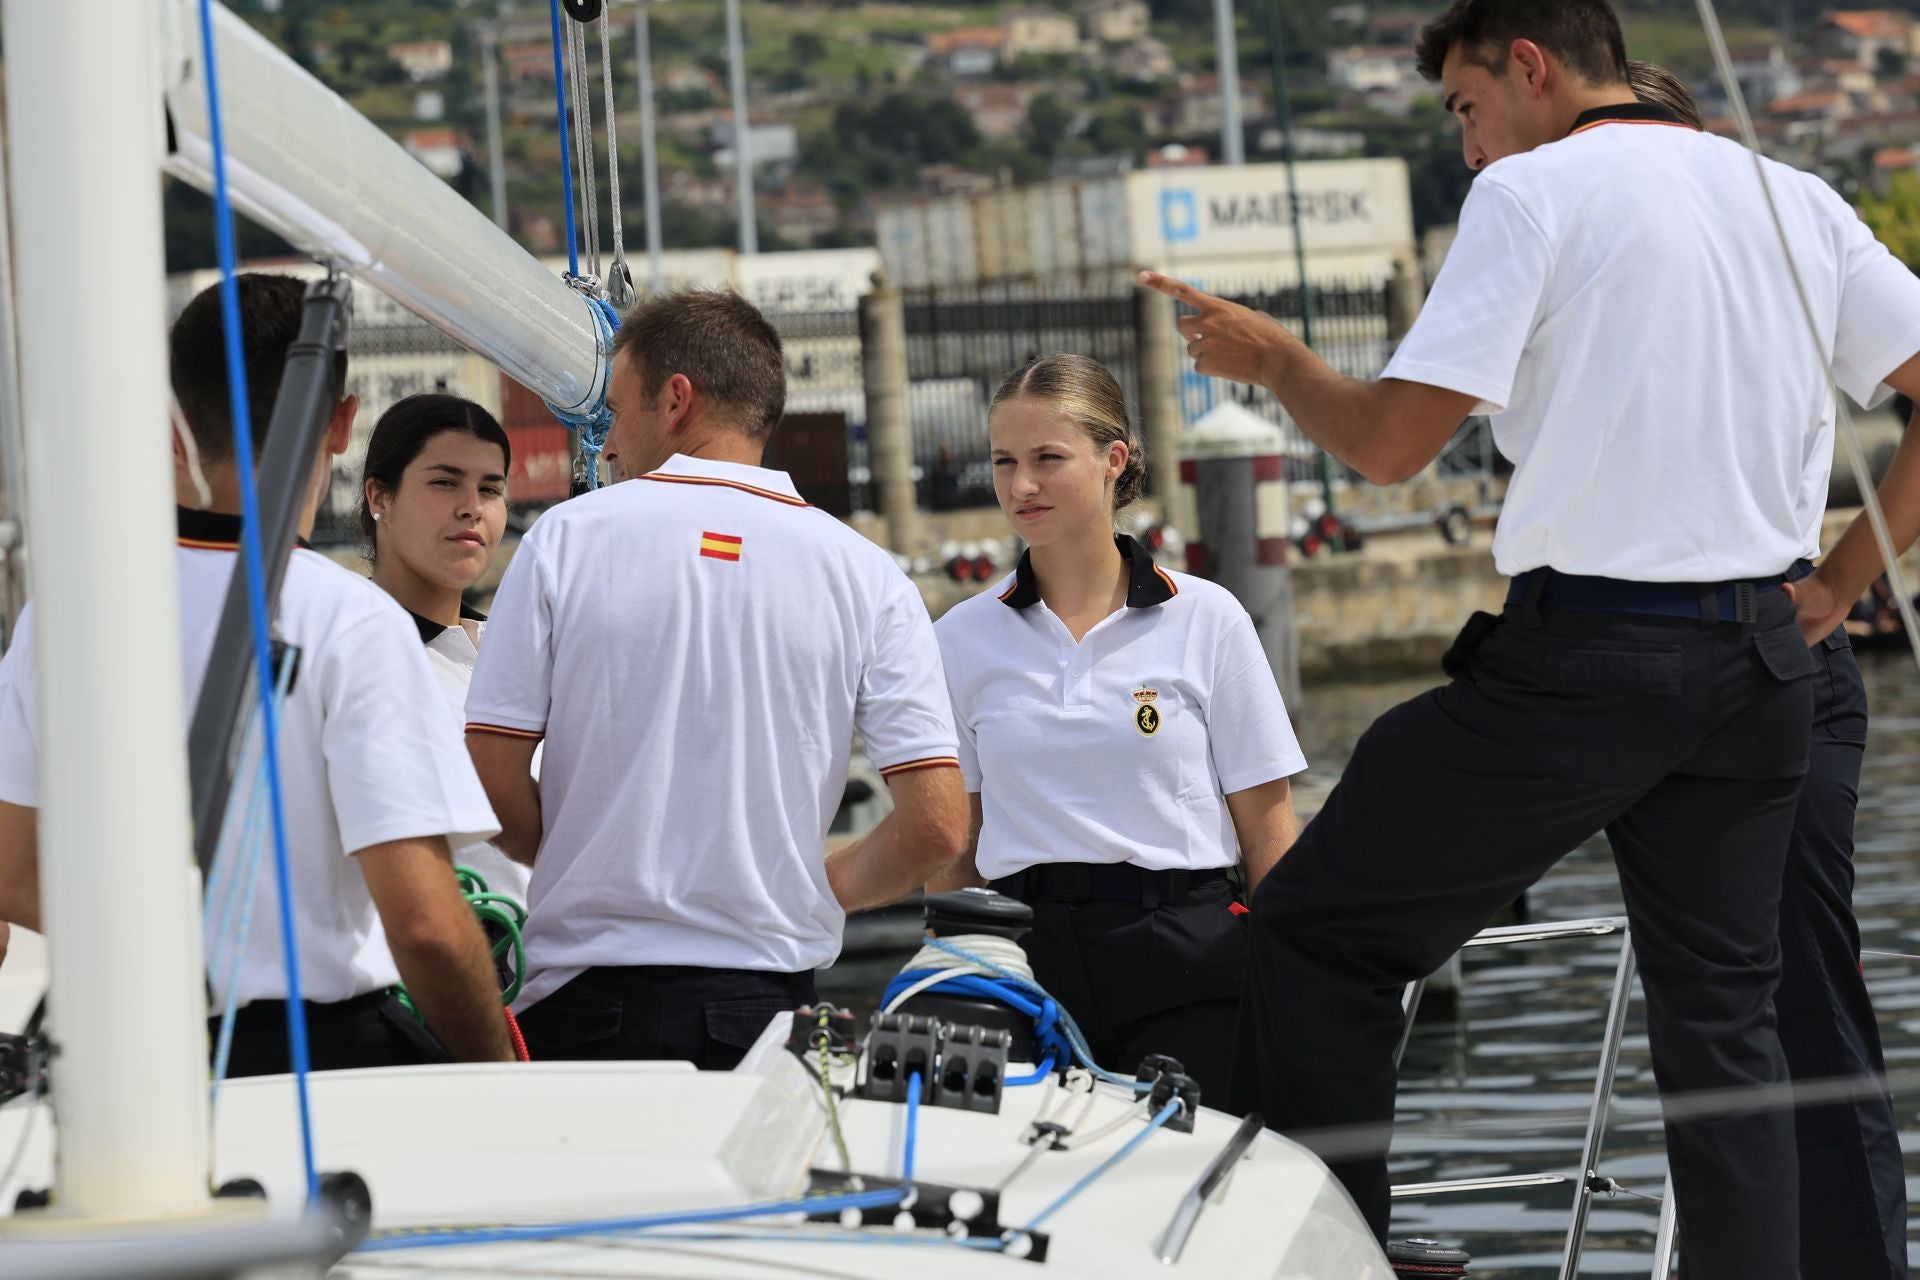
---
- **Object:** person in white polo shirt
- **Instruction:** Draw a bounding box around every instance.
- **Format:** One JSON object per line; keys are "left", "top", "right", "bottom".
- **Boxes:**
{"left": 1139, "top": 0, "right": 1920, "bottom": 1271}
{"left": 930, "top": 354, "right": 1304, "bottom": 1104}
{"left": 466, "top": 289, "right": 968, "bottom": 1069}
{"left": 0, "top": 275, "right": 514, "bottom": 1076}
{"left": 358, "top": 392, "right": 530, "bottom": 907}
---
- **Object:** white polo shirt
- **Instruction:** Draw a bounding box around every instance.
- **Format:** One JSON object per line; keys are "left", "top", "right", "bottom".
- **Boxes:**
{"left": 1383, "top": 101, "right": 1920, "bottom": 582}
{"left": 465, "top": 453, "right": 959, "bottom": 1011}
{"left": 936, "top": 535, "right": 1307, "bottom": 881}
{"left": 407, "top": 605, "right": 532, "bottom": 903}
{"left": 0, "top": 509, "right": 500, "bottom": 1008}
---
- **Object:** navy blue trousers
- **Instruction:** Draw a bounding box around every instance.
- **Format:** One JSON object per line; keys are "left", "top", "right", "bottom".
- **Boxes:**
{"left": 1780, "top": 631, "right": 1906, "bottom": 1279}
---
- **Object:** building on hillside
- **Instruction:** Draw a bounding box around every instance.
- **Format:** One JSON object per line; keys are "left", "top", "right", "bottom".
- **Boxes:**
{"left": 1149, "top": 76, "right": 1267, "bottom": 138}
{"left": 761, "top": 181, "right": 840, "bottom": 245}
{"left": 917, "top": 164, "right": 1000, "bottom": 198}
{"left": 711, "top": 116, "right": 800, "bottom": 168}
{"left": 1079, "top": 0, "right": 1151, "bottom": 44}
{"left": 1004, "top": 9, "right": 1081, "bottom": 58}
{"left": 1816, "top": 10, "right": 1913, "bottom": 65}
{"left": 403, "top": 128, "right": 469, "bottom": 181}
{"left": 1728, "top": 45, "right": 1802, "bottom": 105}
{"left": 928, "top": 27, "right": 1010, "bottom": 78}
{"left": 1109, "top": 36, "right": 1175, "bottom": 83}
{"left": 1872, "top": 144, "right": 1919, "bottom": 191}
{"left": 952, "top": 83, "right": 1042, "bottom": 139}
{"left": 1327, "top": 45, "right": 1420, "bottom": 93}
{"left": 1769, "top": 88, "right": 1856, "bottom": 124}
{"left": 501, "top": 42, "right": 555, "bottom": 86}
{"left": 388, "top": 40, "right": 453, "bottom": 83}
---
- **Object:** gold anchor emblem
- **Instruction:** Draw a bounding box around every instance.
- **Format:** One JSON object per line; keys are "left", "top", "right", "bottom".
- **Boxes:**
{"left": 1133, "top": 686, "right": 1160, "bottom": 736}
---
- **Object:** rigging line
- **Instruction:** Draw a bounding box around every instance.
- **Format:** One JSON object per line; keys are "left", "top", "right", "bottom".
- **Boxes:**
{"left": 598, "top": 9, "right": 627, "bottom": 279}
{"left": 1018, "top": 1098, "right": 1185, "bottom": 1235}
{"left": 193, "top": 0, "right": 318, "bottom": 1204}
{"left": 568, "top": 17, "right": 600, "bottom": 285}
{"left": 1694, "top": 0, "right": 1920, "bottom": 676}
{"left": 545, "top": 0, "right": 581, "bottom": 277}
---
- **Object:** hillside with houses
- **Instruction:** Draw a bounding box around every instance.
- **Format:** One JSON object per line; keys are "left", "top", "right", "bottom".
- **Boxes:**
{"left": 208, "top": 1, "right": 1920, "bottom": 269}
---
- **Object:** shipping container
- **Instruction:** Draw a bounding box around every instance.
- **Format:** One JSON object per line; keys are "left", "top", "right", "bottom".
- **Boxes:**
{"left": 875, "top": 203, "right": 931, "bottom": 290}
{"left": 924, "top": 197, "right": 980, "bottom": 287}
{"left": 735, "top": 248, "right": 879, "bottom": 314}
{"left": 1124, "top": 159, "right": 1414, "bottom": 272}
{"left": 1078, "top": 177, "right": 1131, "bottom": 270}
{"left": 497, "top": 377, "right": 579, "bottom": 505}
{"left": 1026, "top": 180, "right": 1082, "bottom": 277}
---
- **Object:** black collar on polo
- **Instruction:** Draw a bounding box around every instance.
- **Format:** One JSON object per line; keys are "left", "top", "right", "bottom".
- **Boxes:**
{"left": 176, "top": 506, "right": 243, "bottom": 548}
{"left": 999, "top": 533, "right": 1175, "bottom": 610}
{"left": 1567, "top": 101, "right": 1688, "bottom": 133}
{"left": 409, "top": 602, "right": 488, "bottom": 645}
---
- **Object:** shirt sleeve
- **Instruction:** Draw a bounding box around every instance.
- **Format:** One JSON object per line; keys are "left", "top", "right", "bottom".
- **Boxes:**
{"left": 0, "top": 605, "right": 38, "bottom": 807}
{"left": 464, "top": 532, "right": 555, "bottom": 739}
{"left": 319, "top": 603, "right": 501, "bottom": 856}
{"left": 1206, "top": 605, "right": 1307, "bottom": 795}
{"left": 1831, "top": 207, "right": 1920, "bottom": 410}
{"left": 858, "top": 578, "right": 960, "bottom": 780}
{"left": 1380, "top": 175, "right": 1554, "bottom": 414}
{"left": 933, "top": 617, "right": 981, "bottom": 792}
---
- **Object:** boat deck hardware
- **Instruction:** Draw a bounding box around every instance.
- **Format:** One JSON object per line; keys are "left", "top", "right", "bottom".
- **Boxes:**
{"left": 861, "top": 1013, "right": 940, "bottom": 1103}
{"left": 933, "top": 1023, "right": 1010, "bottom": 1114}
{"left": 1154, "top": 1110, "right": 1263, "bottom": 1264}
{"left": 805, "top": 1169, "right": 1014, "bottom": 1243}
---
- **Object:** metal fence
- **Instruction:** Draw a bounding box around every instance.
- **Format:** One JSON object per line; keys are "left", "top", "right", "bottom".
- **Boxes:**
{"left": 303, "top": 269, "right": 1443, "bottom": 539}
{"left": 902, "top": 271, "right": 1141, "bottom": 511}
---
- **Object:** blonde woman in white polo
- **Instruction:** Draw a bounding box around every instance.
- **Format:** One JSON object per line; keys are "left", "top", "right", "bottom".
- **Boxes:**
{"left": 931, "top": 354, "right": 1306, "bottom": 1102}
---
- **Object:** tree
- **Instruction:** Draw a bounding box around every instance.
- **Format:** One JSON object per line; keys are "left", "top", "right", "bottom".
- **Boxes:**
{"left": 1026, "top": 93, "right": 1074, "bottom": 160}
{"left": 1860, "top": 171, "right": 1920, "bottom": 270}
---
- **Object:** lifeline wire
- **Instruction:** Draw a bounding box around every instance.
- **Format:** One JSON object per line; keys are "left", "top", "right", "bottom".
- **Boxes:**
{"left": 1695, "top": 0, "right": 1920, "bottom": 674}
{"left": 598, "top": 8, "right": 628, "bottom": 287}
{"left": 193, "top": 0, "right": 318, "bottom": 1203}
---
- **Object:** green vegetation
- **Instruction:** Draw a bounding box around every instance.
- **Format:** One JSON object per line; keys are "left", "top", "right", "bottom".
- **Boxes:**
{"left": 1862, "top": 171, "right": 1920, "bottom": 269}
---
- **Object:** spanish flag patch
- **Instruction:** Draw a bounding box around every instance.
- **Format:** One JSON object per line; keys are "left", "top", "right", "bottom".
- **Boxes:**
{"left": 699, "top": 531, "right": 743, "bottom": 562}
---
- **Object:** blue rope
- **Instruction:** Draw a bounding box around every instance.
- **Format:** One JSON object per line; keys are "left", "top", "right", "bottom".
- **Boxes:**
{"left": 542, "top": 297, "right": 620, "bottom": 490}
{"left": 882, "top": 940, "right": 1152, "bottom": 1089}
{"left": 1005, "top": 1054, "right": 1056, "bottom": 1088}
{"left": 1018, "top": 1099, "right": 1183, "bottom": 1235}
{"left": 357, "top": 1188, "right": 908, "bottom": 1253}
{"left": 546, "top": 0, "right": 580, "bottom": 277}
{"left": 194, "top": 0, "right": 318, "bottom": 1204}
{"left": 903, "top": 1070, "right": 922, "bottom": 1182}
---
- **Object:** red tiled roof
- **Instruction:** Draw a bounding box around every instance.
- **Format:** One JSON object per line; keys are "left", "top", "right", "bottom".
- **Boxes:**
{"left": 1827, "top": 10, "right": 1911, "bottom": 41}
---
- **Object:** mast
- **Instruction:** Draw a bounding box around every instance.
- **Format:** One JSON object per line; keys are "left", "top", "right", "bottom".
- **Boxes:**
{"left": 2, "top": 0, "right": 211, "bottom": 1217}
{"left": 1215, "top": 0, "right": 1246, "bottom": 165}
{"left": 635, "top": 0, "right": 666, "bottom": 292}
{"left": 724, "top": 0, "right": 758, "bottom": 254}
{"left": 482, "top": 23, "right": 510, "bottom": 233}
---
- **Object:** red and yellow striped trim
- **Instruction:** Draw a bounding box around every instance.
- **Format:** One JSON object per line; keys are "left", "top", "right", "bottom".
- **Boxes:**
{"left": 997, "top": 579, "right": 1020, "bottom": 602}
{"left": 178, "top": 537, "right": 239, "bottom": 551}
{"left": 1151, "top": 565, "right": 1179, "bottom": 598}
{"left": 1567, "top": 118, "right": 1695, "bottom": 138}
{"left": 465, "top": 722, "right": 545, "bottom": 741}
{"left": 700, "top": 531, "right": 743, "bottom": 562}
{"left": 879, "top": 756, "right": 961, "bottom": 779}
{"left": 640, "top": 473, "right": 809, "bottom": 507}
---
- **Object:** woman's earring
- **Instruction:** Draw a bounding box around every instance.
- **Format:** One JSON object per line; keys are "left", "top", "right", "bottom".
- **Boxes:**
{"left": 372, "top": 512, "right": 382, "bottom": 523}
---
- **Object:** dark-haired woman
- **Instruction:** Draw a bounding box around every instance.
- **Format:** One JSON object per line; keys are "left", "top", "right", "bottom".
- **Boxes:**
{"left": 359, "top": 393, "right": 529, "bottom": 903}
{"left": 929, "top": 354, "right": 1306, "bottom": 1104}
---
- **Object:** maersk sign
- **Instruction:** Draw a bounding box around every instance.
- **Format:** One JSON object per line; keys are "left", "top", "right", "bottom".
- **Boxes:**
{"left": 1128, "top": 158, "right": 1414, "bottom": 262}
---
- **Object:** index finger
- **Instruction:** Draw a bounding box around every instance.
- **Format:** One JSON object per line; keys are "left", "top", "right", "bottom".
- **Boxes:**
{"left": 1138, "top": 270, "right": 1223, "bottom": 312}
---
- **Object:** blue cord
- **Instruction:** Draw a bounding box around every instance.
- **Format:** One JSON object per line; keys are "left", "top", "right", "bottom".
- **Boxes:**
{"left": 1005, "top": 1054, "right": 1056, "bottom": 1087}
{"left": 357, "top": 1188, "right": 908, "bottom": 1253}
{"left": 542, "top": 297, "right": 620, "bottom": 489}
{"left": 1018, "top": 1099, "right": 1183, "bottom": 1234}
{"left": 903, "top": 1070, "right": 922, "bottom": 1182}
{"left": 193, "top": 0, "right": 318, "bottom": 1204}
{"left": 546, "top": 0, "right": 580, "bottom": 277}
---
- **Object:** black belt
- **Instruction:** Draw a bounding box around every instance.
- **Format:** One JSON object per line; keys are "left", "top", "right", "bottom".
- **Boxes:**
{"left": 1506, "top": 561, "right": 1804, "bottom": 624}
{"left": 989, "top": 862, "right": 1230, "bottom": 909}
